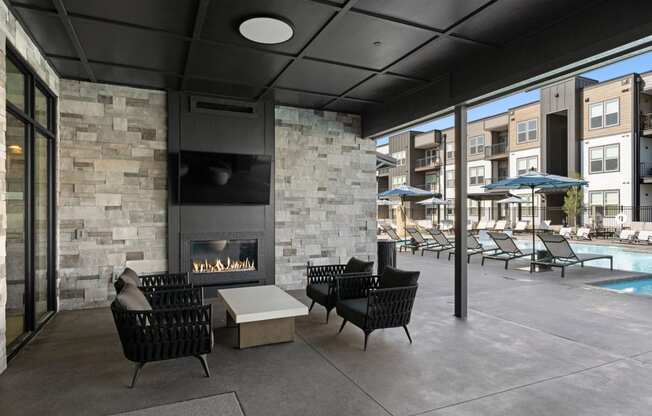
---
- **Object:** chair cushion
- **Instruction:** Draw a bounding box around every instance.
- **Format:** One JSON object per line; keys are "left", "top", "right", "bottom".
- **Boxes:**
{"left": 337, "top": 298, "right": 368, "bottom": 327}
{"left": 306, "top": 282, "right": 333, "bottom": 307}
{"left": 379, "top": 266, "right": 419, "bottom": 288}
{"left": 116, "top": 282, "right": 152, "bottom": 311}
{"left": 121, "top": 267, "right": 140, "bottom": 287}
{"left": 344, "top": 257, "right": 374, "bottom": 274}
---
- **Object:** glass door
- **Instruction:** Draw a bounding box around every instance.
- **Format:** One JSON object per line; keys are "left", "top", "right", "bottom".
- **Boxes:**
{"left": 5, "top": 47, "right": 56, "bottom": 355}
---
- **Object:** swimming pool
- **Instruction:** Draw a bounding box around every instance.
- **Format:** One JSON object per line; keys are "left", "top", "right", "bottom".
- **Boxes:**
{"left": 594, "top": 278, "right": 652, "bottom": 296}
{"left": 477, "top": 231, "right": 652, "bottom": 274}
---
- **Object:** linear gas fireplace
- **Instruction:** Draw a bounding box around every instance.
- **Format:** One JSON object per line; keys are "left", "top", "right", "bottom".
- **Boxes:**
{"left": 191, "top": 239, "right": 257, "bottom": 274}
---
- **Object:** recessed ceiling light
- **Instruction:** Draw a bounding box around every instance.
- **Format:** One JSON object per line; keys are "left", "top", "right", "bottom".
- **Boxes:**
{"left": 239, "top": 17, "right": 294, "bottom": 45}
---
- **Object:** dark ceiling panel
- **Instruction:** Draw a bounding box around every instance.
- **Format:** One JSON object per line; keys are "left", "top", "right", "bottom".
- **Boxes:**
{"left": 323, "top": 99, "right": 373, "bottom": 115}
{"left": 306, "top": 11, "right": 433, "bottom": 70}
{"left": 200, "top": 0, "right": 335, "bottom": 55}
{"left": 452, "top": 0, "right": 596, "bottom": 45}
{"left": 388, "top": 36, "right": 487, "bottom": 80}
{"left": 15, "top": 9, "right": 76, "bottom": 57}
{"left": 12, "top": 0, "right": 54, "bottom": 10}
{"left": 276, "top": 59, "right": 372, "bottom": 96}
{"left": 49, "top": 57, "right": 87, "bottom": 80}
{"left": 91, "top": 63, "right": 174, "bottom": 90}
{"left": 354, "top": 0, "right": 492, "bottom": 31}
{"left": 274, "top": 89, "right": 333, "bottom": 110}
{"left": 62, "top": 0, "right": 198, "bottom": 36}
{"left": 187, "top": 42, "right": 291, "bottom": 87}
{"left": 346, "top": 74, "right": 426, "bottom": 101}
{"left": 72, "top": 18, "right": 187, "bottom": 73}
{"left": 184, "top": 78, "right": 263, "bottom": 100}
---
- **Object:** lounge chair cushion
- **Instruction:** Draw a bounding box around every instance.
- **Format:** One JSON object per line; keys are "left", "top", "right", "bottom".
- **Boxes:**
{"left": 344, "top": 257, "right": 374, "bottom": 274}
{"left": 116, "top": 282, "right": 152, "bottom": 311}
{"left": 121, "top": 267, "right": 140, "bottom": 286}
{"left": 337, "top": 298, "right": 369, "bottom": 326}
{"left": 379, "top": 266, "right": 419, "bottom": 288}
{"left": 306, "top": 282, "right": 332, "bottom": 306}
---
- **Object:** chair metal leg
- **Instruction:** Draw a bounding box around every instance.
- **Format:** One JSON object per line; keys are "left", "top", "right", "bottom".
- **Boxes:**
{"left": 326, "top": 307, "right": 332, "bottom": 323}
{"left": 436, "top": 251, "right": 441, "bottom": 259}
{"left": 338, "top": 319, "right": 347, "bottom": 334}
{"left": 364, "top": 332, "right": 370, "bottom": 351}
{"left": 403, "top": 325, "right": 412, "bottom": 344}
{"left": 481, "top": 257, "right": 485, "bottom": 266}
{"left": 309, "top": 300, "right": 315, "bottom": 312}
{"left": 129, "top": 362, "right": 145, "bottom": 388}
{"left": 504, "top": 260, "right": 509, "bottom": 270}
{"left": 196, "top": 354, "right": 210, "bottom": 378}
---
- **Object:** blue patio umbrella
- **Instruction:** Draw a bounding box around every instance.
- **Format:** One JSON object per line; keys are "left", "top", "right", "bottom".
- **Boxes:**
{"left": 484, "top": 170, "right": 588, "bottom": 262}
{"left": 378, "top": 185, "right": 433, "bottom": 237}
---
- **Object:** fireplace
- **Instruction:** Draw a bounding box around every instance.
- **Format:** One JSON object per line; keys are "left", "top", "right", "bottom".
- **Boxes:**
{"left": 191, "top": 239, "right": 257, "bottom": 274}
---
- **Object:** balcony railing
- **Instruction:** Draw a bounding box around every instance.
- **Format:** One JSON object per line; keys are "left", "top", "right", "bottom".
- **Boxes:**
{"left": 642, "top": 113, "right": 652, "bottom": 130}
{"left": 377, "top": 167, "right": 389, "bottom": 175}
{"left": 413, "top": 183, "right": 440, "bottom": 193}
{"left": 484, "top": 142, "right": 508, "bottom": 158}
{"left": 641, "top": 162, "right": 652, "bottom": 177}
{"left": 415, "top": 156, "right": 441, "bottom": 170}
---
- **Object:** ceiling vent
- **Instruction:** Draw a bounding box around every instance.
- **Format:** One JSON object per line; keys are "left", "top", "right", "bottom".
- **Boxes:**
{"left": 190, "top": 96, "right": 257, "bottom": 118}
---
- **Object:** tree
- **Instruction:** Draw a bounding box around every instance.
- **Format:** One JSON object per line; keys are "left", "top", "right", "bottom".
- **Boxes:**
{"left": 562, "top": 173, "right": 584, "bottom": 226}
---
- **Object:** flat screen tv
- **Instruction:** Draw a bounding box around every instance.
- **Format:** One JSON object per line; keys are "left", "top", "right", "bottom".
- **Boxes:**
{"left": 178, "top": 151, "right": 271, "bottom": 205}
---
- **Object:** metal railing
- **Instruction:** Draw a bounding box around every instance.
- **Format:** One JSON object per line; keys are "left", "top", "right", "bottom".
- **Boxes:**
{"left": 641, "top": 113, "right": 652, "bottom": 130}
{"left": 412, "top": 183, "right": 440, "bottom": 193}
{"left": 640, "top": 162, "right": 652, "bottom": 177}
{"left": 484, "top": 142, "right": 508, "bottom": 158}
{"left": 415, "top": 156, "right": 442, "bottom": 170}
{"left": 377, "top": 167, "right": 389, "bottom": 175}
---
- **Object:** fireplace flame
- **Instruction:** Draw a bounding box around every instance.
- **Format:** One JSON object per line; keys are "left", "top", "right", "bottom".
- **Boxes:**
{"left": 192, "top": 257, "right": 255, "bottom": 273}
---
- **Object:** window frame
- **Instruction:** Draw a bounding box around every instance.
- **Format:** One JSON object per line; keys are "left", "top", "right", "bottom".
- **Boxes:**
{"left": 468, "top": 135, "right": 485, "bottom": 155}
{"left": 588, "top": 143, "right": 619, "bottom": 174}
{"left": 516, "top": 118, "right": 538, "bottom": 143}
{"left": 516, "top": 156, "right": 538, "bottom": 175}
{"left": 588, "top": 98, "right": 620, "bottom": 130}
{"left": 469, "top": 165, "right": 485, "bottom": 186}
{"left": 392, "top": 175, "right": 406, "bottom": 187}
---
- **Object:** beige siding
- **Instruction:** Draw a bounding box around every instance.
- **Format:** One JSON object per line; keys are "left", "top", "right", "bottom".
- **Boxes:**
{"left": 483, "top": 113, "right": 509, "bottom": 132}
{"left": 581, "top": 75, "right": 633, "bottom": 139}
{"left": 467, "top": 120, "right": 486, "bottom": 161}
{"left": 509, "top": 102, "right": 540, "bottom": 151}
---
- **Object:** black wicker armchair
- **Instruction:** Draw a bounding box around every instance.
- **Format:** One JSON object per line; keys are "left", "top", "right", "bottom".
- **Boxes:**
{"left": 306, "top": 258, "right": 374, "bottom": 323}
{"left": 335, "top": 266, "right": 419, "bottom": 350}
{"left": 110, "top": 285, "right": 213, "bottom": 387}
{"left": 114, "top": 268, "right": 191, "bottom": 294}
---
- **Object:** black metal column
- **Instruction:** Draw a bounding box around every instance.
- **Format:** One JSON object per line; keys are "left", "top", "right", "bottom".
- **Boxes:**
{"left": 454, "top": 105, "right": 468, "bottom": 319}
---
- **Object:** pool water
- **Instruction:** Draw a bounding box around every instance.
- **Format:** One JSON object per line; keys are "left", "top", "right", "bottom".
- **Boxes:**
{"left": 477, "top": 230, "right": 652, "bottom": 274}
{"left": 595, "top": 279, "right": 652, "bottom": 296}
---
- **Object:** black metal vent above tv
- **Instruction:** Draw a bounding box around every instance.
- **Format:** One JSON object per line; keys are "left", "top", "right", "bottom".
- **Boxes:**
{"left": 190, "top": 96, "right": 257, "bottom": 118}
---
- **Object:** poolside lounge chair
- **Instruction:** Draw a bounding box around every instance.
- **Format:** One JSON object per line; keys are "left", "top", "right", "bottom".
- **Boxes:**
{"left": 531, "top": 233, "right": 613, "bottom": 277}
{"left": 473, "top": 219, "right": 488, "bottom": 233}
{"left": 485, "top": 220, "right": 496, "bottom": 231}
{"left": 405, "top": 227, "right": 437, "bottom": 254}
{"left": 423, "top": 229, "right": 455, "bottom": 258}
{"left": 381, "top": 225, "right": 410, "bottom": 251}
{"left": 493, "top": 220, "right": 507, "bottom": 231}
{"left": 559, "top": 227, "right": 573, "bottom": 239}
{"left": 481, "top": 232, "right": 533, "bottom": 269}
{"left": 635, "top": 230, "right": 652, "bottom": 244}
{"left": 513, "top": 221, "right": 528, "bottom": 234}
{"left": 617, "top": 229, "right": 636, "bottom": 243}
{"left": 575, "top": 227, "right": 591, "bottom": 240}
{"left": 438, "top": 221, "right": 453, "bottom": 232}
{"left": 448, "top": 233, "right": 498, "bottom": 263}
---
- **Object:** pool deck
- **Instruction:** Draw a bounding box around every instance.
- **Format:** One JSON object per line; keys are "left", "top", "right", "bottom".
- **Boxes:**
{"left": 2, "top": 253, "right": 652, "bottom": 415}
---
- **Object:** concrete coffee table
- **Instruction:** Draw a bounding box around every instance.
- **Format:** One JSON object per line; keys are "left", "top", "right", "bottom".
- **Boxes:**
{"left": 218, "top": 285, "right": 308, "bottom": 348}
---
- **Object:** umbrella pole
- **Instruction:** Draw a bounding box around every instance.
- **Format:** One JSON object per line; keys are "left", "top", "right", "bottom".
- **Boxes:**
{"left": 402, "top": 197, "right": 407, "bottom": 240}
{"left": 531, "top": 186, "right": 535, "bottom": 263}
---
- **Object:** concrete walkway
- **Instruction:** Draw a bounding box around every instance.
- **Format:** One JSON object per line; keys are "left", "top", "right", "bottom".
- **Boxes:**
{"left": 2, "top": 253, "right": 652, "bottom": 415}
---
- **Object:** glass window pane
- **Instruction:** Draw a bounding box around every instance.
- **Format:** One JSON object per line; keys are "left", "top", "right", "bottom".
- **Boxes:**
{"left": 605, "top": 191, "right": 619, "bottom": 205}
{"left": 605, "top": 113, "right": 618, "bottom": 126}
{"left": 5, "top": 113, "right": 26, "bottom": 346}
{"left": 591, "top": 160, "right": 603, "bottom": 173}
{"left": 35, "top": 88, "right": 49, "bottom": 128}
{"left": 528, "top": 130, "right": 536, "bottom": 140}
{"left": 590, "top": 147, "right": 603, "bottom": 161}
{"left": 605, "top": 99, "right": 618, "bottom": 115}
{"left": 6, "top": 58, "right": 25, "bottom": 111}
{"left": 517, "top": 132, "right": 526, "bottom": 143}
{"left": 528, "top": 119, "right": 537, "bottom": 131}
{"left": 590, "top": 103, "right": 603, "bottom": 118}
{"left": 605, "top": 158, "right": 618, "bottom": 171}
{"left": 34, "top": 134, "right": 49, "bottom": 321}
{"left": 590, "top": 193, "right": 602, "bottom": 206}
{"left": 517, "top": 122, "right": 526, "bottom": 132}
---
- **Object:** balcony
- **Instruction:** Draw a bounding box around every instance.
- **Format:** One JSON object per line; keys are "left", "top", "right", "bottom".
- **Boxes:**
{"left": 413, "top": 183, "right": 440, "bottom": 194}
{"left": 414, "top": 130, "right": 443, "bottom": 149}
{"left": 414, "top": 157, "right": 442, "bottom": 172}
{"left": 484, "top": 142, "right": 509, "bottom": 159}
{"left": 642, "top": 113, "right": 652, "bottom": 138}
{"left": 377, "top": 166, "right": 390, "bottom": 176}
{"left": 641, "top": 162, "right": 652, "bottom": 183}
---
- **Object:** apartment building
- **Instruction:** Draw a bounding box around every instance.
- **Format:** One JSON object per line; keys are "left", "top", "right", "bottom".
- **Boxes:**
{"left": 378, "top": 71, "right": 652, "bottom": 226}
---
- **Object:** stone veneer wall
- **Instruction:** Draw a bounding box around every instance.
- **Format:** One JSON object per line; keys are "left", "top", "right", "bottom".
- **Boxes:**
{"left": 0, "top": 2, "right": 59, "bottom": 372}
{"left": 58, "top": 80, "right": 167, "bottom": 309}
{"left": 275, "top": 106, "right": 377, "bottom": 289}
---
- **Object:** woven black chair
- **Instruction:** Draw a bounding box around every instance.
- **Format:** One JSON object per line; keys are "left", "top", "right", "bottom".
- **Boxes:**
{"left": 110, "top": 285, "right": 213, "bottom": 388}
{"left": 306, "top": 258, "right": 374, "bottom": 323}
{"left": 335, "top": 267, "right": 419, "bottom": 350}
{"left": 114, "top": 268, "right": 191, "bottom": 294}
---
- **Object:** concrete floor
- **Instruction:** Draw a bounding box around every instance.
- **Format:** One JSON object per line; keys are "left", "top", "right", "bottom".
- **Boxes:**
{"left": 2, "top": 253, "right": 652, "bottom": 415}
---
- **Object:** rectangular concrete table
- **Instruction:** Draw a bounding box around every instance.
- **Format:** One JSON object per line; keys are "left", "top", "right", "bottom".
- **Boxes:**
{"left": 218, "top": 285, "right": 308, "bottom": 348}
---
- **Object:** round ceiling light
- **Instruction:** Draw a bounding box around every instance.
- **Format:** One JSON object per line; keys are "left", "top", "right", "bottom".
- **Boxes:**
{"left": 239, "top": 17, "right": 294, "bottom": 45}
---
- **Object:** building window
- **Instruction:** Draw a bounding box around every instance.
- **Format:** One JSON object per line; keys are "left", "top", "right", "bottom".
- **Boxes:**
{"left": 468, "top": 135, "right": 484, "bottom": 155}
{"left": 446, "top": 171, "right": 454, "bottom": 188}
{"left": 589, "top": 98, "right": 620, "bottom": 129}
{"left": 391, "top": 150, "right": 406, "bottom": 166}
{"left": 424, "top": 148, "right": 439, "bottom": 165}
{"left": 589, "top": 190, "right": 620, "bottom": 215}
{"left": 425, "top": 173, "right": 439, "bottom": 192}
{"left": 517, "top": 156, "right": 537, "bottom": 175}
{"left": 516, "top": 119, "right": 537, "bottom": 143}
{"left": 392, "top": 175, "right": 406, "bottom": 187}
{"left": 446, "top": 143, "right": 454, "bottom": 160}
{"left": 446, "top": 199, "right": 455, "bottom": 216}
{"left": 469, "top": 166, "right": 485, "bottom": 186}
{"left": 589, "top": 144, "right": 619, "bottom": 173}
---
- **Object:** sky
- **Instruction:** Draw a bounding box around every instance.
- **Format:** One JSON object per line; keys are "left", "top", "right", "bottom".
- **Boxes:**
{"left": 376, "top": 50, "right": 652, "bottom": 146}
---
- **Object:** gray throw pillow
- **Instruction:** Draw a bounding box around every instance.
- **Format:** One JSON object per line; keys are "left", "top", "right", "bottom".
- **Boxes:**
{"left": 116, "top": 282, "right": 152, "bottom": 311}
{"left": 344, "top": 257, "right": 374, "bottom": 274}
{"left": 379, "top": 266, "right": 419, "bottom": 288}
{"left": 121, "top": 267, "right": 140, "bottom": 287}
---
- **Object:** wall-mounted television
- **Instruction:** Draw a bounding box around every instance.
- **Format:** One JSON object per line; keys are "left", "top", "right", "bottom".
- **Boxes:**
{"left": 178, "top": 151, "right": 271, "bottom": 205}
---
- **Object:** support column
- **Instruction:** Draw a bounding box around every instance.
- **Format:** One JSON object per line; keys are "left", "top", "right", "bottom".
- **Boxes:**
{"left": 454, "top": 105, "right": 468, "bottom": 319}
